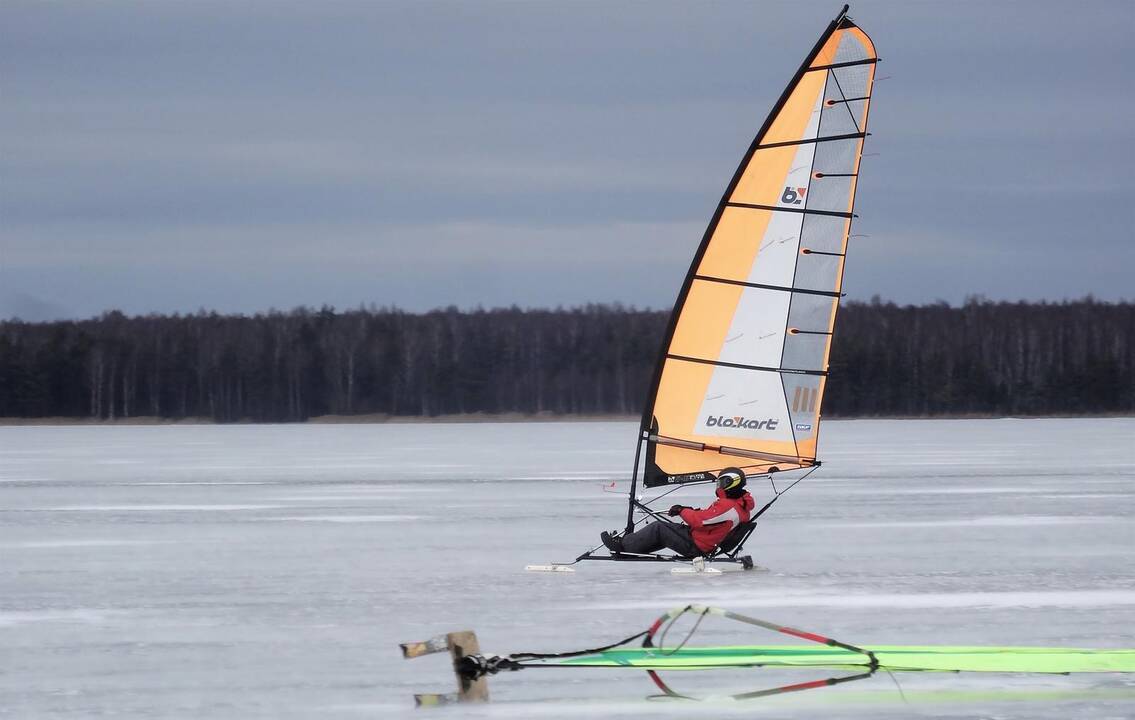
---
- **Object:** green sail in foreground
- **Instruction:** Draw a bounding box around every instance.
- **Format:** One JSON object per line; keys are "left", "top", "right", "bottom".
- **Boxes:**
{"left": 557, "top": 645, "right": 1135, "bottom": 674}
{"left": 401, "top": 604, "right": 1135, "bottom": 705}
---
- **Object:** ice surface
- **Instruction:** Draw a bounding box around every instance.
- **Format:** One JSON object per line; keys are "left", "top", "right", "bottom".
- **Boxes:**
{"left": 1, "top": 418, "right": 1133, "bottom": 718}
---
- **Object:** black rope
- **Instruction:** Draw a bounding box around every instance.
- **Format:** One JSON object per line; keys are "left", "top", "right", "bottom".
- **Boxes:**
{"left": 457, "top": 626, "right": 654, "bottom": 679}
{"left": 507, "top": 629, "right": 650, "bottom": 663}
{"left": 751, "top": 466, "right": 816, "bottom": 521}
{"left": 884, "top": 667, "right": 910, "bottom": 704}
{"left": 656, "top": 606, "right": 710, "bottom": 656}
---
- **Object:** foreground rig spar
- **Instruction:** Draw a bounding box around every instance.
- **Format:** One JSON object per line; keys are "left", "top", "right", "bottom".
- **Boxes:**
{"left": 530, "top": 4, "right": 880, "bottom": 573}
{"left": 400, "top": 606, "right": 1135, "bottom": 705}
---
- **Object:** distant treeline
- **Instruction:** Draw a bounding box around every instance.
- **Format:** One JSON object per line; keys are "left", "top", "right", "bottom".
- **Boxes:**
{"left": 0, "top": 299, "right": 1131, "bottom": 421}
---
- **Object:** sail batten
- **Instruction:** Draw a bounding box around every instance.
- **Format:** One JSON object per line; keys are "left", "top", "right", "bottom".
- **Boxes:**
{"left": 807, "top": 58, "right": 879, "bottom": 72}
{"left": 692, "top": 275, "right": 843, "bottom": 298}
{"left": 724, "top": 201, "right": 855, "bottom": 218}
{"left": 665, "top": 354, "right": 829, "bottom": 376}
{"left": 755, "top": 132, "right": 867, "bottom": 150}
{"left": 638, "top": 8, "right": 876, "bottom": 488}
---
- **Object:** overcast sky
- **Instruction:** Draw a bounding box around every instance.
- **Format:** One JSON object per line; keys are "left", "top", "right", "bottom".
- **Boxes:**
{"left": 2, "top": 0, "right": 1132, "bottom": 320}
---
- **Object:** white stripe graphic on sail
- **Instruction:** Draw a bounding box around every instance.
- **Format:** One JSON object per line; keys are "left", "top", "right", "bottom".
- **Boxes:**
{"left": 695, "top": 369, "right": 796, "bottom": 443}
{"left": 748, "top": 93, "right": 826, "bottom": 288}
{"left": 690, "top": 86, "right": 826, "bottom": 444}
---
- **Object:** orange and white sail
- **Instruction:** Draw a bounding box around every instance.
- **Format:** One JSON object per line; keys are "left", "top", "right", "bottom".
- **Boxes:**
{"left": 641, "top": 7, "right": 877, "bottom": 487}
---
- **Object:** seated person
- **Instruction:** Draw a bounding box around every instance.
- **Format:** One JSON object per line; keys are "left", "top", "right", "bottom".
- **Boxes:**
{"left": 601, "top": 467, "right": 755, "bottom": 557}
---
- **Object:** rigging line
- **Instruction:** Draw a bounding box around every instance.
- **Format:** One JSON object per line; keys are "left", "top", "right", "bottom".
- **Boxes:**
{"left": 884, "top": 668, "right": 910, "bottom": 705}
{"left": 753, "top": 466, "right": 818, "bottom": 521}
{"left": 827, "top": 65, "right": 863, "bottom": 134}
{"left": 777, "top": 466, "right": 817, "bottom": 496}
{"left": 633, "top": 498, "right": 680, "bottom": 525}
{"left": 657, "top": 606, "right": 711, "bottom": 656}
{"left": 507, "top": 629, "right": 651, "bottom": 663}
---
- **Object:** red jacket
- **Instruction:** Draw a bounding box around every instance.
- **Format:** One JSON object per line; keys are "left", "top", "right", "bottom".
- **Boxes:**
{"left": 680, "top": 490, "right": 756, "bottom": 552}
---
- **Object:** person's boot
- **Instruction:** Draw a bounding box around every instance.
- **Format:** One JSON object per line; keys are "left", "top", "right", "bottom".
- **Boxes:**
{"left": 600, "top": 530, "right": 624, "bottom": 554}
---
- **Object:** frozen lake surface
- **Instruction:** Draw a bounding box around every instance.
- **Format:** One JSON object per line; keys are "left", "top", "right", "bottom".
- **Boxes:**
{"left": 2, "top": 418, "right": 1134, "bottom": 718}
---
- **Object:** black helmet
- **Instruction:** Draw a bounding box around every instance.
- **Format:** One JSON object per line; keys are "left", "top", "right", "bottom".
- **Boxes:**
{"left": 716, "top": 467, "right": 746, "bottom": 495}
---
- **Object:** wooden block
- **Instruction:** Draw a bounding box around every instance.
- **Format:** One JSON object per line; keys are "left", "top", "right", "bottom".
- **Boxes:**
{"left": 401, "top": 630, "right": 490, "bottom": 703}
{"left": 447, "top": 631, "right": 489, "bottom": 703}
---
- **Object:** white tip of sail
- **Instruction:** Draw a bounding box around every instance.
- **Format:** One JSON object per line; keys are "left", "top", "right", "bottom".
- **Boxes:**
{"left": 525, "top": 564, "right": 575, "bottom": 573}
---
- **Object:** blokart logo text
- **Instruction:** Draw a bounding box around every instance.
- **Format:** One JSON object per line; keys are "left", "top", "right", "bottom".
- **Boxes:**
{"left": 781, "top": 186, "right": 807, "bottom": 205}
{"left": 706, "top": 415, "right": 779, "bottom": 430}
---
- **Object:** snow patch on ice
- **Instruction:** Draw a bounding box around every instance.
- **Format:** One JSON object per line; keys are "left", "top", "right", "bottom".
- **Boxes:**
{"left": 132, "top": 481, "right": 274, "bottom": 486}
{"left": 0, "top": 609, "right": 128, "bottom": 627}
{"left": 1038, "top": 493, "right": 1132, "bottom": 500}
{"left": 837, "top": 487, "right": 1038, "bottom": 496}
{"left": 0, "top": 539, "right": 171, "bottom": 549}
{"left": 45, "top": 504, "right": 286, "bottom": 511}
{"left": 830, "top": 515, "right": 1121, "bottom": 528}
{"left": 595, "top": 589, "right": 1135, "bottom": 612}
{"left": 269, "top": 514, "right": 422, "bottom": 523}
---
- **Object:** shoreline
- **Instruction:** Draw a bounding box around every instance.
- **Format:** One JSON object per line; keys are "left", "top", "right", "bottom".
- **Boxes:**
{"left": 0, "top": 412, "right": 1131, "bottom": 427}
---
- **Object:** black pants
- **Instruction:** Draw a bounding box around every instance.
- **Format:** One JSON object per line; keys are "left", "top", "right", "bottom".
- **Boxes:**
{"left": 621, "top": 521, "right": 701, "bottom": 558}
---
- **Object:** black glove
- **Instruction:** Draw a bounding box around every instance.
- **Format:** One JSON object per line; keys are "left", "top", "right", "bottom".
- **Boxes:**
{"left": 668, "top": 504, "right": 686, "bottom": 517}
